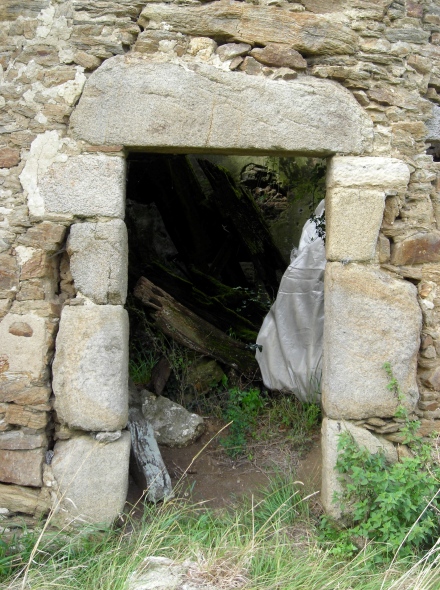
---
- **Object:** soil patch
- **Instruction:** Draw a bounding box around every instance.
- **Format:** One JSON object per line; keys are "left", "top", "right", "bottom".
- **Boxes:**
{"left": 127, "top": 418, "right": 322, "bottom": 512}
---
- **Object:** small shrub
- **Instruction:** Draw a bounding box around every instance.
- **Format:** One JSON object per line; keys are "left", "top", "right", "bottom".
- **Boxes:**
{"left": 320, "top": 363, "right": 440, "bottom": 561}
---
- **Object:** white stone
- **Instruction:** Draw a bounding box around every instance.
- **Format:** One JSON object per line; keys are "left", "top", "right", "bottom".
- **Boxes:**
{"left": 323, "top": 263, "right": 422, "bottom": 420}
{"left": 51, "top": 432, "right": 131, "bottom": 526}
{"left": 68, "top": 220, "right": 128, "bottom": 305}
{"left": 142, "top": 394, "right": 205, "bottom": 447}
{"left": 37, "top": 154, "right": 125, "bottom": 219}
{"left": 53, "top": 305, "right": 129, "bottom": 431}
{"left": 326, "top": 188, "right": 385, "bottom": 262}
{"left": 326, "top": 156, "right": 410, "bottom": 190}
{"left": 19, "top": 131, "right": 68, "bottom": 218}
{"left": 321, "top": 418, "right": 398, "bottom": 519}
{"left": 70, "top": 56, "right": 373, "bottom": 156}
{"left": 0, "top": 313, "right": 50, "bottom": 380}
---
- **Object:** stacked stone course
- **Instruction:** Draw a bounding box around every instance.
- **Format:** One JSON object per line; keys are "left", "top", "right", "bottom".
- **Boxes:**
{"left": 1, "top": 0, "right": 440, "bottom": 524}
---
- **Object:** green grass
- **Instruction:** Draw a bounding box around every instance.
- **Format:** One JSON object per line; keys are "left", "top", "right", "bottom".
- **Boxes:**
{"left": 1, "top": 475, "right": 439, "bottom": 590}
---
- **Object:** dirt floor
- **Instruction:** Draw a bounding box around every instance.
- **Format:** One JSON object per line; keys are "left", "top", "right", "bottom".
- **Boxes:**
{"left": 127, "top": 417, "right": 322, "bottom": 513}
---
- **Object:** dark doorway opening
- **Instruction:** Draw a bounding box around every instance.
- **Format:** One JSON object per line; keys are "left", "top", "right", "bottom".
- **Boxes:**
{"left": 125, "top": 153, "right": 325, "bottom": 509}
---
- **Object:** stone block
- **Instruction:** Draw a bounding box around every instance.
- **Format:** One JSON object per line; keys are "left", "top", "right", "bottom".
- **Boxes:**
{"left": 0, "top": 448, "right": 45, "bottom": 487}
{"left": 36, "top": 155, "right": 125, "bottom": 219}
{"left": 0, "top": 483, "right": 41, "bottom": 515}
{"left": 391, "top": 232, "right": 440, "bottom": 265}
{"left": 51, "top": 432, "right": 131, "bottom": 525}
{"left": 325, "top": 157, "right": 410, "bottom": 262}
{"left": 0, "top": 313, "right": 51, "bottom": 381}
{"left": 18, "top": 222, "right": 66, "bottom": 252}
{"left": 250, "top": 44, "right": 307, "bottom": 69}
{"left": 427, "top": 105, "right": 440, "bottom": 143}
{"left": 70, "top": 56, "right": 373, "bottom": 156}
{"left": 326, "top": 156, "right": 410, "bottom": 191}
{"left": 323, "top": 263, "right": 422, "bottom": 420}
{"left": 4, "top": 405, "right": 48, "bottom": 429}
{"left": 0, "top": 384, "right": 50, "bottom": 405}
{"left": 67, "top": 220, "right": 128, "bottom": 305}
{"left": 0, "top": 254, "right": 18, "bottom": 296}
{"left": 0, "top": 430, "right": 47, "bottom": 450}
{"left": 216, "top": 42, "right": 251, "bottom": 61}
{"left": 321, "top": 418, "right": 398, "bottom": 518}
{"left": 52, "top": 305, "right": 129, "bottom": 431}
{"left": 326, "top": 188, "right": 385, "bottom": 262}
{"left": 0, "top": 148, "right": 20, "bottom": 168}
{"left": 138, "top": 3, "right": 358, "bottom": 55}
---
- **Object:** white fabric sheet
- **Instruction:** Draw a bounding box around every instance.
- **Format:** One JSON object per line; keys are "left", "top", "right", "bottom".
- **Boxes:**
{"left": 256, "top": 201, "right": 326, "bottom": 402}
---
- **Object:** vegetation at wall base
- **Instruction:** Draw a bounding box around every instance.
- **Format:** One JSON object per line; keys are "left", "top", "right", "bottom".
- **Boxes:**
{"left": 320, "top": 363, "right": 440, "bottom": 564}
{"left": 1, "top": 474, "right": 440, "bottom": 590}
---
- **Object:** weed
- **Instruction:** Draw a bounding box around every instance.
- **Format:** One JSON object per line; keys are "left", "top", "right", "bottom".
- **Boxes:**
{"left": 127, "top": 301, "right": 195, "bottom": 401}
{"left": 265, "top": 395, "right": 321, "bottom": 447}
{"left": 320, "top": 363, "right": 440, "bottom": 562}
{"left": 128, "top": 345, "right": 157, "bottom": 385}
{"left": 221, "top": 387, "right": 266, "bottom": 457}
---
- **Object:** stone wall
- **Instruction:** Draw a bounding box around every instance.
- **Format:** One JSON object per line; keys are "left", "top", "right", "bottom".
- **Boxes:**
{"left": 1, "top": 0, "right": 440, "bottom": 523}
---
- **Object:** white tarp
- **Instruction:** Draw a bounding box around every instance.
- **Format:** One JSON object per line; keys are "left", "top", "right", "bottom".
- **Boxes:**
{"left": 256, "top": 201, "right": 325, "bottom": 402}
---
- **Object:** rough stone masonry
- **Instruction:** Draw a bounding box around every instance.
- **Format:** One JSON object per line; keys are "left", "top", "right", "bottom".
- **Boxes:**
{"left": 1, "top": 0, "right": 440, "bottom": 524}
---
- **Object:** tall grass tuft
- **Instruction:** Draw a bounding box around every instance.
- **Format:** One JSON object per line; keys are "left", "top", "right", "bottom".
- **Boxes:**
{"left": 2, "top": 473, "right": 439, "bottom": 590}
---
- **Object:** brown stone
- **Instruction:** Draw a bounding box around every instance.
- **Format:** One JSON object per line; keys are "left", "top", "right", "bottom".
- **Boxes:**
{"left": 16, "top": 282, "right": 45, "bottom": 301}
{"left": 250, "top": 43, "right": 307, "bottom": 69}
{"left": 138, "top": 3, "right": 358, "bottom": 56}
{"left": 0, "top": 147, "right": 20, "bottom": 168}
{"left": 229, "top": 56, "right": 244, "bottom": 70}
{"left": 0, "top": 482, "right": 41, "bottom": 515}
{"left": 73, "top": 51, "right": 102, "bottom": 70}
{"left": 419, "top": 366, "right": 440, "bottom": 391}
{"left": 0, "top": 448, "right": 45, "bottom": 487}
{"left": 391, "top": 232, "right": 440, "bottom": 265}
{"left": 407, "top": 2, "right": 424, "bottom": 19}
{"left": 407, "top": 55, "right": 431, "bottom": 75}
{"left": 0, "top": 386, "right": 51, "bottom": 406}
{"left": 5, "top": 405, "right": 48, "bottom": 429}
{"left": 18, "top": 222, "right": 66, "bottom": 252}
{"left": 392, "top": 121, "right": 426, "bottom": 141}
{"left": 422, "top": 334, "right": 434, "bottom": 349}
{"left": 378, "top": 234, "right": 390, "bottom": 263}
{"left": 239, "top": 56, "right": 264, "bottom": 75}
{"left": 0, "top": 355, "right": 9, "bottom": 374}
{"left": 20, "top": 251, "right": 54, "bottom": 280}
{"left": 0, "top": 254, "right": 18, "bottom": 293}
{"left": 0, "top": 430, "right": 47, "bottom": 450}
{"left": 418, "top": 401, "right": 440, "bottom": 411}
{"left": 368, "top": 86, "right": 399, "bottom": 105}
{"left": 134, "top": 30, "right": 189, "bottom": 56}
{"left": 8, "top": 322, "right": 33, "bottom": 337}
{"left": 41, "top": 68, "right": 77, "bottom": 87}
{"left": 417, "top": 419, "right": 440, "bottom": 437}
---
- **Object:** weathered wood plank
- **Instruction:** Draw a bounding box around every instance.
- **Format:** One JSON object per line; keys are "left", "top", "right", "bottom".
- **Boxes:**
{"left": 134, "top": 276, "right": 258, "bottom": 376}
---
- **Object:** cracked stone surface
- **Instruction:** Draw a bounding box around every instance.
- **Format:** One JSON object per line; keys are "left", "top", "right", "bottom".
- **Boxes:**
{"left": 70, "top": 56, "right": 373, "bottom": 155}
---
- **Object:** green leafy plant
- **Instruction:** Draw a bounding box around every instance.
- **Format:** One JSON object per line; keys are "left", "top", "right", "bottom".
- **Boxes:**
{"left": 320, "top": 363, "right": 440, "bottom": 561}
{"left": 221, "top": 387, "right": 266, "bottom": 457}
